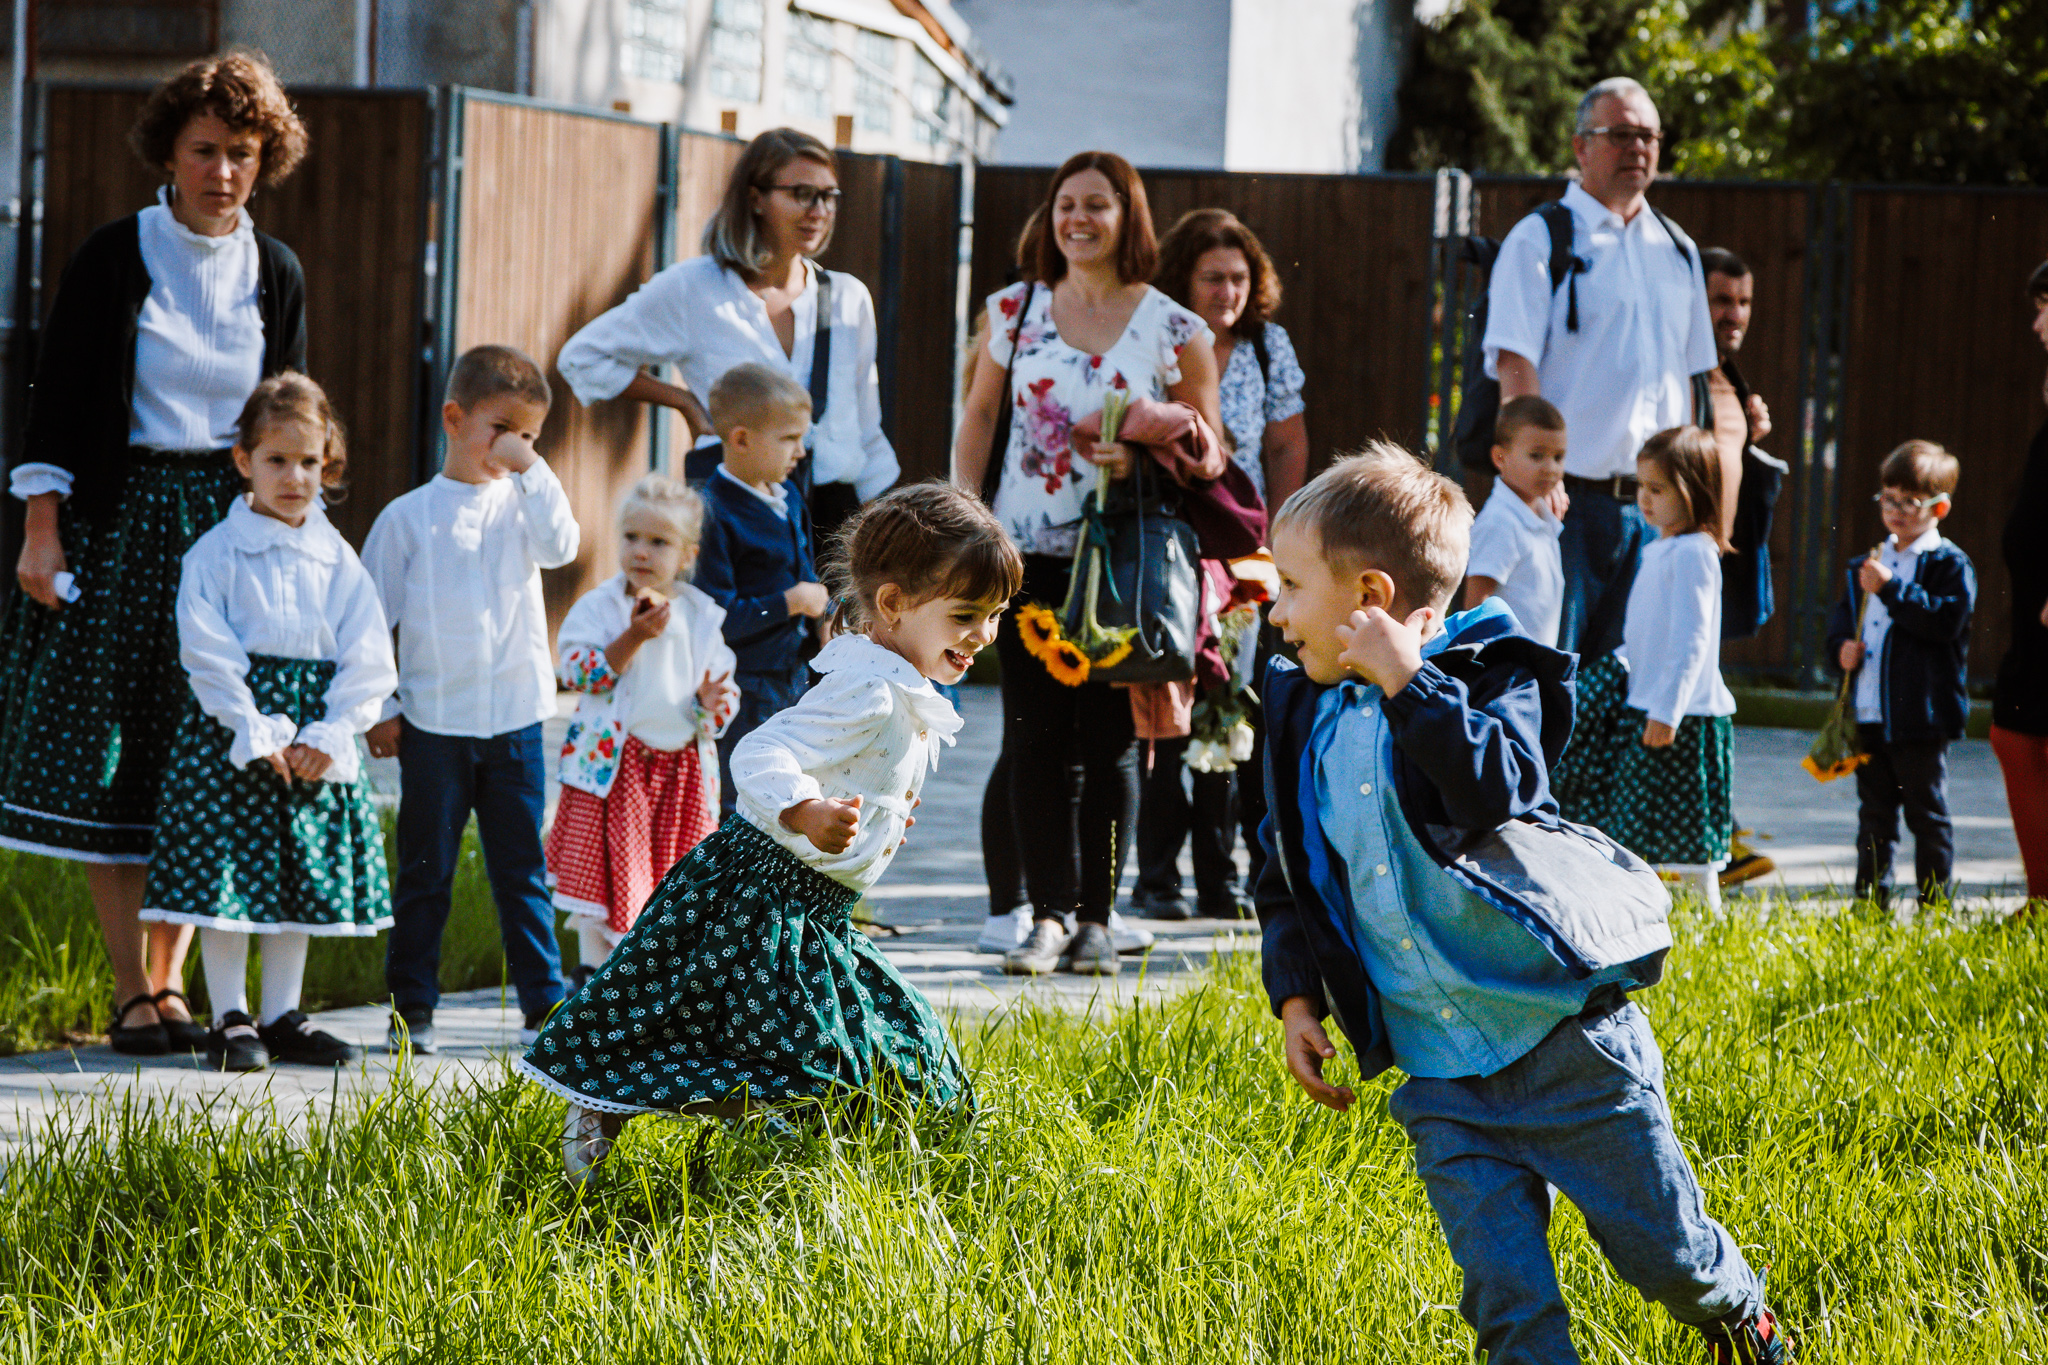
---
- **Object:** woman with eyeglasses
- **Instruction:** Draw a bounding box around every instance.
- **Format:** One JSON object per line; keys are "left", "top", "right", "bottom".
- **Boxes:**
{"left": 558, "top": 128, "right": 898, "bottom": 547}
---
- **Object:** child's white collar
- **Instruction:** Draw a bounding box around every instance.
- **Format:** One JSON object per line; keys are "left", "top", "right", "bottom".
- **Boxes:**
{"left": 812, "top": 633, "right": 963, "bottom": 745}
{"left": 223, "top": 495, "right": 340, "bottom": 563}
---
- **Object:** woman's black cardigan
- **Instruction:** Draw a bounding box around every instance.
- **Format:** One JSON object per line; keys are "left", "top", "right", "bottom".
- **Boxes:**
{"left": 19, "top": 212, "right": 306, "bottom": 525}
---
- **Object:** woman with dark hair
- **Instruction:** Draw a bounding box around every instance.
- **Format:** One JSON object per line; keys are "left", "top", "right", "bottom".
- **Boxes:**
{"left": 1993, "top": 260, "right": 2048, "bottom": 911}
{"left": 0, "top": 51, "right": 309, "bottom": 1054}
{"left": 557, "top": 127, "right": 898, "bottom": 544}
{"left": 953, "top": 151, "right": 1221, "bottom": 975}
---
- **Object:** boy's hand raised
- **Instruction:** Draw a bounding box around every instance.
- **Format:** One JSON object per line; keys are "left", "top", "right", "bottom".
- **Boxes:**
{"left": 487, "top": 430, "right": 540, "bottom": 476}
{"left": 782, "top": 795, "right": 862, "bottom": 854}
{"left": 1280, "top": 996, "right": 1355, "bottom": 1112}
{"left": 1334, "top": 605, "right": 1433, "bottom": 695}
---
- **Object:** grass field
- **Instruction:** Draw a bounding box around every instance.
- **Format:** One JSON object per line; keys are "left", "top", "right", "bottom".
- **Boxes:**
{"left": 3, "top": 897, "right": 2046, "bottom": 1360}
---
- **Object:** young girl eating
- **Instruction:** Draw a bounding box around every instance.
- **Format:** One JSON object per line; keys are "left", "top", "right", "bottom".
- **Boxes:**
{"left": 139, "top": 374, "right": 396, "bottom": 1072}
{"left": 518, "top": 482, "right": 1023, "bottom": 1181}
{"left": 547, "top": 474, "right": 737, "bottom": 981}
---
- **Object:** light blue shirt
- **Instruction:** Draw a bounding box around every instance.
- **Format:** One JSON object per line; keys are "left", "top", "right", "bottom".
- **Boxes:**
{"left": 1306, "top": 623, "right": 1628, "bottom": 1078}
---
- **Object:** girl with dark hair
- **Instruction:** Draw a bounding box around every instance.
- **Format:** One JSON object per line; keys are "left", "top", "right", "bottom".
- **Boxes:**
{"left": 0, "top": 51, "right": 309, "bottom": 1054}
{"left": 1991, "top": 262, "right": 2048, "bottom": 911}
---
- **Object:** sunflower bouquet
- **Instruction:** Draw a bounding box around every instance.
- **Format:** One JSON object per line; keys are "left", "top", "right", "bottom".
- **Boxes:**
{"left": 1803, "top": 545, "right": 1880, "bottom": 783}
{"left": 1018, "top": 387, "right": 1139, "bottom": 687}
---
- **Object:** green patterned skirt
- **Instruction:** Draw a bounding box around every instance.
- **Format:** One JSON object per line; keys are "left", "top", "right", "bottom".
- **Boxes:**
{"left": 1551, "top": 650, "right": 1629, "bottom": 834}
{"left": 1603, "top": 708, "right": 1734, "bottom": 867}
{"left": 0, "top": 449, "right": 242, "bottom": 863}
{"left": 517, "top": 816, "right": 974, "bottom": 1117}
{"left": 139, "top": 655, "right": 392, "bottom": 935}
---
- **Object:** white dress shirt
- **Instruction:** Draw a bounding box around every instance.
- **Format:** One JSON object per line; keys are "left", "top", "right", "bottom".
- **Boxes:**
{"left": 730, "top": 633, "right": 961, "bottom": 891}
{"left": 1620, "top": 531, "right": 1736, "bottom": 728}
{"left": 176, "top": 497, "right": 395, "bottom": 785}
{"left": 1855, "top": 526, "right": 1946, "bottom": 723}
{"left": 556, "top": 255, "right": 899, "bottom": 499}
{"left": 360, "top": 461, "right": 581, "bottom": 738}
{"left": 1482, "top": 182, "right": 1718, "bottom": 479}
{"left": 1465, "top": 488, "right": 1565, "bottom": 647}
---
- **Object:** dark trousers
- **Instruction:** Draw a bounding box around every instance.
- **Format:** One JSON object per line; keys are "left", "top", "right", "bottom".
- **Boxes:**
{"left": 1853, "top": 724, "right": 1955, "bottom": 902}
{"left": 982, "top": 748, "right": 1025, "bottom": 914}
{"left": 1559, "top": 484, "right": 1652, "bottom": 657}
{"left": 994, "top": 555, "right": 1138, "bottom": 925}
{"left": 385, "top": 719, "right": 565, "bottom": 1018}
{"left": 1135, "top": 737, "right": 1242, "bottom": 906}
{"left": 717, "top": 664, "right": 810, "bottom": 816}
{"left": 807, "top": 479, "right": 862, "bottom": 561}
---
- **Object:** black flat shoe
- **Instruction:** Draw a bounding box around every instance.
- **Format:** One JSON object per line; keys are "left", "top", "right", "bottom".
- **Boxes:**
{"left": 108, "top": 994, "right": 170, "bottom": 1056}
{"left": 152, "top": 988, "right": 208, "bottom": 1052}
{"left": 260, "top": 1010, "right": 357, "bottom": 1066}
{"left": 206, "top": 1011, "right": 269, "bottom": 1072}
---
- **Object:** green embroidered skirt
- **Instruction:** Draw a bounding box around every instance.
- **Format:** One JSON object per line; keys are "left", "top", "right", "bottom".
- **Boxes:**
{"left": 1603, "top": 708, "right": 1735, "bottom": 868}
{"left": 139, "top": 655, "right": 392, "bottom": 936}
{"left": 0, "top": 449, "right": 241, "bottom": 863}
{"left": 1551, "top": 650, "right": 1629, "bottom": 834}
{"left": 517, "top": 816, "right": 974, "bottom": 1117}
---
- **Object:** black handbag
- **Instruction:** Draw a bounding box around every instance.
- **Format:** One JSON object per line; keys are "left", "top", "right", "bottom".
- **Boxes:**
{"left": 979, "top": 281, "right": 1032, "bottom": 505}
{"left": 1061, "top": 457, "right": 1202, "bottom": 685}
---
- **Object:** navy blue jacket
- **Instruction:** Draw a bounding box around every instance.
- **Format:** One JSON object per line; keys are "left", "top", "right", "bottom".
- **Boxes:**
{"left": 1256, "top": 606, "right": 1671, "bottom": 1081}
{"left": 695, "top": 473, "right": 814, "bottom": 676}
{"left": 1823, "top": 541, "right": 1975, "bottom": 744}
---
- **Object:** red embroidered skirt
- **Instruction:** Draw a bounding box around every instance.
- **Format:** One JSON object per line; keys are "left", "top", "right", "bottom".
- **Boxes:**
{"left": 546, "top": 734, "right": 717, "bottom": 936}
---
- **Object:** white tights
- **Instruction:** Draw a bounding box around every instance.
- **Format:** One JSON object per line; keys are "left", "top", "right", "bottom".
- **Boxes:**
{"left": 199, "top": 928, "right": 311, "bottom": 1025}
{"left": 576, "top": 920, "right": 616, "bottom": 970}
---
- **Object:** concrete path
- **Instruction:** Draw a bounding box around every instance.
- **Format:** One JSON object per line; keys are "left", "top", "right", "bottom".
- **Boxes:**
{"left": 0, "top": 684, "right": 2025, "bottom": 1152}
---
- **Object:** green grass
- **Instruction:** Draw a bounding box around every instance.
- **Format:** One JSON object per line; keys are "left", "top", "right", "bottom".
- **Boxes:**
{"left": 3, "top": 897, "right": 2047, "bottom": 1359}
{"left": 0, "top": 818, "right": 561, "bottom": 1053}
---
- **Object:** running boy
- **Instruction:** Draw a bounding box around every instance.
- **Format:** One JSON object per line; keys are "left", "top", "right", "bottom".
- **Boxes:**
{"left": 1463, "top": 395, "right": 1568, "bottom": 646}
{"left": 694, "top": 362, "right": 829, "bottom": 815}
{"left": 1261, "top": 444, "right": 1787, "bottom": 1363}
{"left": 1826, "top": 440, "right": 1974, "bottom": 908}
{"left": 364, "top": 345, "right": 579, "bottom": 1054}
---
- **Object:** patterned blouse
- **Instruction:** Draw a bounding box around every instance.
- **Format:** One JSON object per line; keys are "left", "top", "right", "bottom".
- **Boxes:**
{"left": 1217, "top": 321, "right": 1306, "bottom": 500}
{"left": 984, "top": 281, "right": 1210, "bottom": 556}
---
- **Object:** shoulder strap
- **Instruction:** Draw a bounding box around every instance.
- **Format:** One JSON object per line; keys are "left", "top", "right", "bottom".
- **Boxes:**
{"left": 1649, "top": 206, "right": 1694, "bottom": 269}
{"left": 1249, "top": 324, "right": 1271, "bottom": 388}
{"left": 979, "top": 282, "right": 1034, "bottom": 505}
{"left": 1536, "top": 201, "right": 1583, "bottom": 334}
{"left": 809, "top": 267, "right": 833, "bottom": 420}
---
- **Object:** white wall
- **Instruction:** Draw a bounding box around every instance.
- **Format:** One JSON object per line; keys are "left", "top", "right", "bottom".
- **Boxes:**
{"left": 1224, "top": 0, "right": 1410, "bottom": 172}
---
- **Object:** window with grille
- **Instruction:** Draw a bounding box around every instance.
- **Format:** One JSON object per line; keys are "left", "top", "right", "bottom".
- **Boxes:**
{"left": 622, "top": 0, "right": 686, "bottom": 83}
{"left": 853, "top": 28, "right": 897, "bottom": 134}
{"left": 708, "top": 0, "right": 765, "bottom": 105}
{"left": 784, "top": 11, "right": 834, "bottom": 121}
{"left": 911, "top": 52, "right": 951, "bottom": 148}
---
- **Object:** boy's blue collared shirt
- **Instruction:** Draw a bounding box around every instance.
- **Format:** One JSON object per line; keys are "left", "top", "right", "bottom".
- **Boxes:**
{"left": 1305, "top": 607, "right": 1631, "bottom": 1079}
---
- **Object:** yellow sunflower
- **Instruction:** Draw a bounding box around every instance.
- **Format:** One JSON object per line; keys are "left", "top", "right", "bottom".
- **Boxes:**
{"left": 1044, "top": 639, "right": 1092, "bottom": 686}
{"left": 1093, "top": 636, "right": 1135, "bottom": 669}
{"left": 1017, "top": 602, "right": 1063, "bottom": 663}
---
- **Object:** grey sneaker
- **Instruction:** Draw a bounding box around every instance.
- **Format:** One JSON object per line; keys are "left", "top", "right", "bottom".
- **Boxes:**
{"left": 1061, "top": 921, "right": 1122, "bottom": 976}
{"left": 1002, "top": 919, "right": 1069, "bottom": 976}
{"left": 562, "top": 1103, "right": 615, "bottom": 1186}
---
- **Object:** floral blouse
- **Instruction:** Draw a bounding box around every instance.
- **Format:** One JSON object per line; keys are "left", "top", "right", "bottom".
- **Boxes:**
{"left": 1217, "top": 321, "right": 1307, "bottom": 501}
{"left": 985, "top": 281, "right": 1210, "bottom": 556}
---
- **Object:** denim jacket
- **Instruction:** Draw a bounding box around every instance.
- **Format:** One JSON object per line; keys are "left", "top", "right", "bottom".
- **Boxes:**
{"left": 1256, "top": 607, "right": 1672, "bottom": 1080}
{"left": 1823, "top": 542, "right": 1975, "bottom": 744}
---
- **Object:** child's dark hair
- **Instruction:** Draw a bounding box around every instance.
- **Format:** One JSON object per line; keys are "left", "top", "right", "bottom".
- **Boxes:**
{"left": 825, "top": 482, "right": 1024, "bottom": 633}
{"left": 1637, "top": 427, "right": 1728, "bottom": 552}
{"left": 234, "top": 371, "right": 348, "bottom": 493}
{"left": 1495, "top": 394, "right": 1565, "bottom": 448}
{"left": 1879, "top": 439, "right": 1959, "bottom": 499}
{"left": 447, "top": 344, "right": 552, "bottom": 412}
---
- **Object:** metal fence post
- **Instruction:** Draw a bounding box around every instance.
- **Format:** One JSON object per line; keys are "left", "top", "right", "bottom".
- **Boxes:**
{"left": 1425, "top": 167, "right": 1473, "bottom": 475}
{"left": 876, "top": 154, "right": 905, "bottom": 441}
{"left": 648, "top": 121, "right": 681, "bottom": 476}
{"left": 1787, "top": 180, "right": 1853, "bottom": 687}
{"left": 420, "top": 85, "right": 466, "bottom": 487}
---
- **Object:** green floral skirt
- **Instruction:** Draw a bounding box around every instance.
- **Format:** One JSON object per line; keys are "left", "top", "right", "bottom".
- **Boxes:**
{"left": 0, "top": 450, "right": 241, "bottom": 863}
{"left": 1603, "top": 708, "right": 1734, "bottom": 867}
{"left": 517, "top": 816, "right": 974, "bottom": 1117}
{"left": 1551, "top": 650, "right": 1629, "bottom": 834}
{"left": 139, "top": 655, "right": 392, "bottom": 935}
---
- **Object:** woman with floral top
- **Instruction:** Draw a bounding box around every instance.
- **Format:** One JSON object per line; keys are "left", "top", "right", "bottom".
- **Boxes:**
{"left": 953, "top": 151, "right": 1222, "bottom": 977}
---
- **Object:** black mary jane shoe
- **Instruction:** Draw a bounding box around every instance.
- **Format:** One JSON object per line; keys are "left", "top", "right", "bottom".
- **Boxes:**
{"left": 208, "top": 1011, "right": 270, "bottom": 1073}
{"left": 152, "top": 988, "right": 209, "bottom": 1053}
{"left": 108, "top": 994, "right": 171, "bottom": 1057}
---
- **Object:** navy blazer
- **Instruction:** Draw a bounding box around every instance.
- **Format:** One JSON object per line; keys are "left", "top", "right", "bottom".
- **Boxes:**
{"left": 1256, "top": 605, "right": 1671, "bottom": 1080}
{"left": 1823, "top": 540, "right": 1975, "bottom": 744}
{"left": 695, "top": 473, "right": 815, "bottom": 675}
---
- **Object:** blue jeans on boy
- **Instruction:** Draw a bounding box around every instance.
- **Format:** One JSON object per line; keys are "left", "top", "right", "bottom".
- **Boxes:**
{"left": 1558, "top": 484, "right": 1652, "bottom": 658}
{"left": 717, "top": 665, "right": 810, "bottom": 816}
{"left": 1388, "top": 992, "right": 1761, "bottom": 1365}
{"left": 385, "top": 719, "right": 566, "bottom": 1019}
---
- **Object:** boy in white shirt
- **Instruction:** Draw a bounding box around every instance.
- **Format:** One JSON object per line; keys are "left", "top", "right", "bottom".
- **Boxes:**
{"left": 1463, "top": 396, "right": 1569, "bottom": 646}
{"left": 363, "top": 346, "right": 581, "bottom": 1054}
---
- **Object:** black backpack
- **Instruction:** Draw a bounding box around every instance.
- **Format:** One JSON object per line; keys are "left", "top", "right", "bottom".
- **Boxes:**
{"left": 1451, "top": 201, "right": 1695, "bottom": 473}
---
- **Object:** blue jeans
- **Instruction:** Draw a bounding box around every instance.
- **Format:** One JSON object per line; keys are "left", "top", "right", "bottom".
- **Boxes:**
{"left": 718, "top": 665, "right": 810, "bottom": 816}
{"left": 1558, "top": 487, "right": 1651, "bottom": 658}
{"left": 385, "top": 720, "right": 565, "bottom": 1018}
{"left": 1388, "top": 997, "right": 1760, "bottom": 1364}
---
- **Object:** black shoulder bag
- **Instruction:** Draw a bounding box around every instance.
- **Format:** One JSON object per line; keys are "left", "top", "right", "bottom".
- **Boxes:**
{"left": 1062, "top": 451, "right": 1203, "bottom": 685}
{"left": 979, "top": 282, "right": 1032, "bottom": 505}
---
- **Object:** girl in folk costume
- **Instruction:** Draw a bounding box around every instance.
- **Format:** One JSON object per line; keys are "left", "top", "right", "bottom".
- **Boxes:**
{"left": 546, "top": 474, "right": 738, "bottom": 980}
{"left": 139, "top": 375, "right": 396, "bottom": 1072}
{"left": 520, "top": 482, "right": 1024, "bottom": 1182}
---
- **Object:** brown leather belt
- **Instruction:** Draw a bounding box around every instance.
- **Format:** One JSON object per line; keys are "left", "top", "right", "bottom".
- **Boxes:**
{"left": 1565, "top": 473, "right": 1640, "bottom": 500}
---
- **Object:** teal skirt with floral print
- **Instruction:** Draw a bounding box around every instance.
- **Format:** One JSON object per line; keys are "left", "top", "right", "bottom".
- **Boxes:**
{"left": 0, "top": 449, "right": 241, "bottom": 863}
{"left": 139, "top": 655, "right": 392, "bottom": 935}
{"left": 517, "top": 816, "right": 974, "bottom": 1117}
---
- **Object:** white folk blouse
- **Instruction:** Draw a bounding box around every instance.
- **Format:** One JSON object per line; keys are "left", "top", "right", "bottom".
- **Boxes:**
{"left": 729, "top": 632, "right": 962, "bottom": 891}
{"left": 1620, "top": 531, "right": 1736, "bottom": 728}
{"left": 554, "top": 574, "right": 737, "bottom": 799}
{"left": 556, "top": 255, "right": 899, "bottom": 499}
{"left": 176, "top": 497, "right": 396, "bottom": 784}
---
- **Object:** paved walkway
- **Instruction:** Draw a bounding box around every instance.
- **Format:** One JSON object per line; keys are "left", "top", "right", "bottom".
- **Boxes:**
{"left": 0, "top": 685, "right": 2024, "bottom": 1151}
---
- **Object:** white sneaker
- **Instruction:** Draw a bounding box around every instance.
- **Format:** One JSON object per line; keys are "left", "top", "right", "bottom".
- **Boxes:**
{"left": 562, "top": 1103, "right": 614, "bottom": 1185}
{"left": 1109, "top": 910, "right": 1155, "bottom": 955}
{"left": 975, "top": 906, "right": 1032, "bottom": 954}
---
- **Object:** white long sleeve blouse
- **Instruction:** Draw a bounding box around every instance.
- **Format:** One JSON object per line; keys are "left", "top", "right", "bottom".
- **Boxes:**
{"left": 1620, "top": 531, "right": 1736, "bottom": 728}
{"left": 176, "top": 497, "right": 396, "bottom": 784}
{"left": 729, "top": 633, "right": 962, "bottom": 891}
{"left": 555, "top": 255, "right": 899, "bottom": 499}
{"left": 359, "top": 462, "right": 581, "bottom": 738}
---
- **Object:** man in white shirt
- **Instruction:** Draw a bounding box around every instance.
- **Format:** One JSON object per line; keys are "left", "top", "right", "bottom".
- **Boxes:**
{"left": 1483, "top": 76, "right": 1718, "bottom": 660}
{"left": 362, "top": 346, "right": 581, "bottom": 1056}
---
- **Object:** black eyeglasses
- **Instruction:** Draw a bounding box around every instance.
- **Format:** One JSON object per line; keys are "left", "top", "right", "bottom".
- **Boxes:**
{"left": 1582, "top": 126, "right": 1662, "bottom": 148}
{"left": 770, "top": 184, "right": 841, "bottom": 211}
